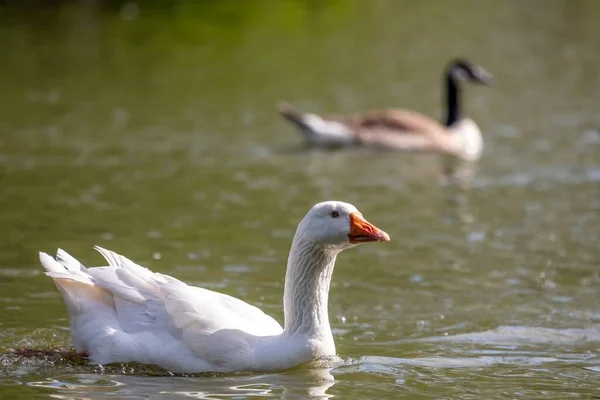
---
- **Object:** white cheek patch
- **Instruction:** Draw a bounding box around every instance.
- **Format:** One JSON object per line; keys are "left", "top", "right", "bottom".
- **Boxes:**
{"left": 452, "top": 68, "right": 469, "bottom": 81}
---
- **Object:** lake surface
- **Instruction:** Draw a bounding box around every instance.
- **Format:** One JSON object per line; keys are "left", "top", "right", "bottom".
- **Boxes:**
{"left": 1, "top": 0, "right": 599, "bottom": 398}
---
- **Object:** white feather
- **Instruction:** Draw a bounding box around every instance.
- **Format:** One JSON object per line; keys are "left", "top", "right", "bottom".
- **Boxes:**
{"left": 56, "top": 248, "right": 88, "bottom": 273}
{"left": 302, "top": 114, "right": 356, "bottom": 146}
{"left": 40, "top": 247, "right": 283, "bottom": 371}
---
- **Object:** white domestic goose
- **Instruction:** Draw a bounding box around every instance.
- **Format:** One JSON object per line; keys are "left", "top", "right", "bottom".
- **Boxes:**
{"left": 39, "top": 201, "right": 389, "bottom": 373}
{"left": 278, "top": 59, "right": 492, "bottom": 161}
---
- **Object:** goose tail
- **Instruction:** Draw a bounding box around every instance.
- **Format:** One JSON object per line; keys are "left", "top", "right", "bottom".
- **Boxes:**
{"left": 277, "top": 101, "right": 309, "bottom": 130}
{"left": 39, "top": 250, "right": 110, "bottom": 317}
{"left": 40, "top": 250, "right": 93, "bottom": 285}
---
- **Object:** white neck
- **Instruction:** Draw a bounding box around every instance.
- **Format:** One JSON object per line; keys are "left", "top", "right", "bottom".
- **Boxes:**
{"left": 282, "top": 233, "right": 338, "bottom": 340}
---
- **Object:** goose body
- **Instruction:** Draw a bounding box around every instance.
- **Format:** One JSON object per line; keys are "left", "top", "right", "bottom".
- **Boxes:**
{"left": 39, "top": 201, "right": 389, "bottom": 373}
{"left": 279, "top": 59, "right": 492, "bottom": 161}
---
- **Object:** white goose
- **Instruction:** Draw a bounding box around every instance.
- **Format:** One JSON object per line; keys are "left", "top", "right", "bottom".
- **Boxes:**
{"left": 39, "top": 201, "right": 390, "bottom": 373}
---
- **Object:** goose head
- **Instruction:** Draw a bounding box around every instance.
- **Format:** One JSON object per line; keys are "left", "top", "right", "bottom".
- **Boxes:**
{"left": 448, "top": 59, "right": 493, "bottom": 86}
{"left": 295, "top": 201, "right": 390, "bottom": 251}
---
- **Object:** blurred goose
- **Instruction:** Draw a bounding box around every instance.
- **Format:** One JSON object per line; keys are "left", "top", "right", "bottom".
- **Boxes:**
{"left": 39, "top": 201, "right": 389, "bottom": 373}
{"left": 278, "top": 59, "right": 492, "bottom": 161}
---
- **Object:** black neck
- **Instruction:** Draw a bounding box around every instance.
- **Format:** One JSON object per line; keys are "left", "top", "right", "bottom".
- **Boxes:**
{"left": 444, "top": 69, "right": 461, "bottom": 127}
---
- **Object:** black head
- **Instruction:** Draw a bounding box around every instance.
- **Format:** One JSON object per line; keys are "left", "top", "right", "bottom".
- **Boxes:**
{"left": 447, "top": 59, "right": 493, "bottom": 86}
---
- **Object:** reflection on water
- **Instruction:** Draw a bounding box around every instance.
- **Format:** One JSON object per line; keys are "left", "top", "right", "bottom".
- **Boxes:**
{"left": 1, "top": 0, "right": 600, "bottom": 399}
{"left": 19, "top": 362, "right": 336, "bottom": 399}
{"left": 441, "top": 157, "right": 478, "bottom": 223}
{"left": 4, "top": 336, "right": 600, "bottom": 399}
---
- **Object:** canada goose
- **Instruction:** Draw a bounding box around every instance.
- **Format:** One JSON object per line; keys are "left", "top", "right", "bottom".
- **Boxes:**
{"left": 278, "top": 59, "right": 492, "bottom": 161}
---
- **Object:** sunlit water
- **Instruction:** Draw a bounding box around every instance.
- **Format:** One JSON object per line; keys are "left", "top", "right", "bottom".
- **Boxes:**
{"left": 1, "top": 0, "right": 599, "bottom": 398}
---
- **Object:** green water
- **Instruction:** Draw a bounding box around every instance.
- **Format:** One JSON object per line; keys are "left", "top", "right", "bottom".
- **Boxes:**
{"left": 1, "top": 0, "right": 599, "bottom": 398}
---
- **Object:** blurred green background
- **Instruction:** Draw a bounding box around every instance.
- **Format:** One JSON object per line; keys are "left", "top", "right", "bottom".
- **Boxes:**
{"left": 0, "top": 0, "right": 599, "bottom": 398}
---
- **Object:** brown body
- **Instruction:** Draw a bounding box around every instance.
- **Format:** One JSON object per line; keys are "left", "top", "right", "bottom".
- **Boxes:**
{"left": 279, "top": 103, "right": 468, "bottom": 156}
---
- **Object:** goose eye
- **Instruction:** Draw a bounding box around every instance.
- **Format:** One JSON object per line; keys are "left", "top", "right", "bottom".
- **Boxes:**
{"left": 330, "top": 211, "right": 340, "bottom": 218}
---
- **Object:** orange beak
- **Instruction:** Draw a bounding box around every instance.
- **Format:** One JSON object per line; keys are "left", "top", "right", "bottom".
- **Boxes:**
{"left": 348, "top": 212, "right": 390, "bottom": 244}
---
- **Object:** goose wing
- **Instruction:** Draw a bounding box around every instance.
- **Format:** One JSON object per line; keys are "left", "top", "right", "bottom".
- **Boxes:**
{"left": 41, "top": 247, "right": 282, "bottom": 369}
{"left": 93, "top": 246, "right": 282, "bottom": 335}
{"left": 334, "top": 109, "right": 454, "bottom": 151}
